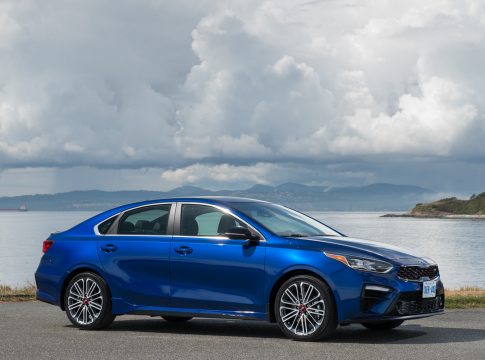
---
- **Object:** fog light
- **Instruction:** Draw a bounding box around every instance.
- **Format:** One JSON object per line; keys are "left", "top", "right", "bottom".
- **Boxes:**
{"left": 361, "top": 285, "right": 393, "bottom": 312}
{"left": 364, "top": 285, "right": 392, "bottom": 292}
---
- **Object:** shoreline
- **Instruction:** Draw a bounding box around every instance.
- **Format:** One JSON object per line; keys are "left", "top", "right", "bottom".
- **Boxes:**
{"left": 381, "top": 213, "right": 485, "bottom": 219}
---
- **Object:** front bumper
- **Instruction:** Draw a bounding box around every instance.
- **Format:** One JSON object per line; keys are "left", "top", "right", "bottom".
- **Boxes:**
{"left": 350, "top": 285, "right": 445, "bottom": 323}
{"left": 331, "top": 266, "right": 445, "bottom": 323}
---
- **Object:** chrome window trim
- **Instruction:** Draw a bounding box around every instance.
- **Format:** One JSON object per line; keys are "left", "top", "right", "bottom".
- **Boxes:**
{"left": 178, "top": 202, "right": 266, "bottom": 242}
{"left": 94, "top": 201, "right": 266, "bottom": 241}
{"left": 97, "top": 233, "right": 174, "bottom": 238}
{"left": 94, "top": 202, "right": 174, "bottom": 237}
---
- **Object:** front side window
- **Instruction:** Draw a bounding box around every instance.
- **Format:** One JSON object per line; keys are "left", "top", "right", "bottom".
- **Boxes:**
{"left": 118, "top": 204, "right": 171, "bottom": 235}
{"left": 180, "top": 204, "right": 246, "bottom": 237}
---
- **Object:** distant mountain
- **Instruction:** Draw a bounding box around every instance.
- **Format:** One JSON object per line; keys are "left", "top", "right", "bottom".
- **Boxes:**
{"left": 0, "top": 183, "right": 435, "bottom": 211}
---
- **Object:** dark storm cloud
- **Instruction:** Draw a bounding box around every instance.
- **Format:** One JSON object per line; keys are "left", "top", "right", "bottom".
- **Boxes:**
{"left": 0, "top": 0, "right": 484, "bottom": 194}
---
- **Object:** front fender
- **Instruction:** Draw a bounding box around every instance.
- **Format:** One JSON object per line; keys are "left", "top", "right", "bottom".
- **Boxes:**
{"left": 264, "top": 244, "right": 365, "bottom": 321}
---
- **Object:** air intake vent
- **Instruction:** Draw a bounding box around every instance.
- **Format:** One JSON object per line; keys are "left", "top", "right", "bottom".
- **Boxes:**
{"left": 396, "top": 293, "right": 444, "bottom": 315}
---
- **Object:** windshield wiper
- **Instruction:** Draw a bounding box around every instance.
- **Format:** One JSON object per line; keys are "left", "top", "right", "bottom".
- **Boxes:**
{"left": 280, "top": 233, "right": 336, "bottom": 238}
{"left": 279, "top": 233, "right": 308, "bottom": 238}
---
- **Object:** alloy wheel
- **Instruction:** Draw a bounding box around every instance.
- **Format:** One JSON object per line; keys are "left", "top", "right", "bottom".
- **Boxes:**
{"left": 67, "top": 277, "right": 104, "bottom": 326}
{"left": 279, "top": 281, "right": 326, "bottom": 336}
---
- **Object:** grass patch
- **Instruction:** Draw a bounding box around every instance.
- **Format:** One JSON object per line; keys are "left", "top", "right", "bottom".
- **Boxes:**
{"left": 1, "top": 284, "right": 485, "bottom": 309}
{"left": 0, "top": 283, "right": 36, "bottom": 302}
{"left": 445, "top": 287, "right": 485, "bottom": 309}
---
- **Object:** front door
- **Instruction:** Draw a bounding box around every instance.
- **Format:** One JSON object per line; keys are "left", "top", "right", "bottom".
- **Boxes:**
{"left": 97, "top": 203, "right": 173, "bottom": 307}
{"left": 170, "top": 203, "right": 266, "bottom": 314}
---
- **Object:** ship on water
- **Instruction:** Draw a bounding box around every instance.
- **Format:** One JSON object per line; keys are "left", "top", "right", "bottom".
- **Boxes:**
{"left": 0, "top": 204, "right": 28, "bottom": 212}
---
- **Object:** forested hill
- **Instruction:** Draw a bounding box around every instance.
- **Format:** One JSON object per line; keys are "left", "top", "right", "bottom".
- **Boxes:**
{"left": 411, "top": 193, "right": 485, "bottom": 216}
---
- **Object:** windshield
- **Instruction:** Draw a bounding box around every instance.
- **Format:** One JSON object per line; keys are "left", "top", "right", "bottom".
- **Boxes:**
{"left": 230, "top": 202, "right": 341, "bottom": 237}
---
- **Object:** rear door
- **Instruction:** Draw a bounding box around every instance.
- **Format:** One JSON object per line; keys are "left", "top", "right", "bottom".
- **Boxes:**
{"left": 169, "top": 203, "right": 266, "bottom": 314}
{"left": 97, "top": 203, "right": 174, "bottom": 307}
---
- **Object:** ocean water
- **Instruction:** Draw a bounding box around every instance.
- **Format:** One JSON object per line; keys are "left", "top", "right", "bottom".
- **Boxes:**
{"left": 1, "top": 211, "right": 484, "bottom": 288}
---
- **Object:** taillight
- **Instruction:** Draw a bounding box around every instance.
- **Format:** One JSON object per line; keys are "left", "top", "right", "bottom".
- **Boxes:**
{"left": 43, "top": 240, "right": 54, "bottom": 253}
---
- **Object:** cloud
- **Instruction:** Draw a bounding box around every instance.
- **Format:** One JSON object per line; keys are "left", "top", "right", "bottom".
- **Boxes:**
{"left": 160, "top": 162, "right": 277, "bottom": 188}
{"left": 331, "top": 76, "right": 477, "bottom": 155}
{"left": 0, "top": 0, "right": 208, "bottom": 167}
{"left": 0, "top": 0, "right": 484, "bottom": 186}
{"left": 159, "top": 161, "right": 376, "bottom": 190}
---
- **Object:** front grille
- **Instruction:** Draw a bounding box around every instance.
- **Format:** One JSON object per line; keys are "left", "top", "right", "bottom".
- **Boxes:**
{"left": 396, "top": 293, "right": 444, "bottom": 315}
{"left": 397, "top": 265, "right": 439, "bottom": 281}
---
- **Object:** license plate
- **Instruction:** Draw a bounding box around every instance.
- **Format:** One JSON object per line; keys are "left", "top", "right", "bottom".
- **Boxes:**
{"left": 422, "top": 280, "right": 437, "bottom": 298}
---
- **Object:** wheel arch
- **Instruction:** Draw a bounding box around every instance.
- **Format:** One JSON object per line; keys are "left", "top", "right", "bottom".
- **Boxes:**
{"left": 59, "top": 266, "right": 108, "bottom": 311}
{"left": 267, "top": 268, "right": 338, "bottom": 323}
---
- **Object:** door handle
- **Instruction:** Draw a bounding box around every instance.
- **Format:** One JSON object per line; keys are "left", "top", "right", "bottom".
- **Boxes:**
{"left": 100, "top": 244, "right": 117, "bottom": 253}
{"left": 174, "top": 246, "right": 193, "bottom": 255}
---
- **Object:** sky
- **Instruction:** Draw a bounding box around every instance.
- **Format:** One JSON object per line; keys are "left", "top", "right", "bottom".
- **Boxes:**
{"left": 0, "top": 0, "right": 485, "bottom": 196}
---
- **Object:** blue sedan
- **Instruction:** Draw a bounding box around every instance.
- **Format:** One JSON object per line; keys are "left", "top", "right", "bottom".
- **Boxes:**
{"left": 35, "top": 197, "right": 444, "bottom": 341}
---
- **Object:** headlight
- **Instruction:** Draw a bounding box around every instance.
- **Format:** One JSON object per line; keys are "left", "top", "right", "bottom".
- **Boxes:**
{"left": 324, "top": 252, "right": 393, "bottom": 273}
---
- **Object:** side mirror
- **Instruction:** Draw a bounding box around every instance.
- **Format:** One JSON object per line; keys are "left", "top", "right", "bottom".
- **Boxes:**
{"left": 225, "top": 226, "right": 260, "bottom": 243}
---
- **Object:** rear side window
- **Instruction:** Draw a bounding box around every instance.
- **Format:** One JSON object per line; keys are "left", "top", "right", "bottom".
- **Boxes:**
{"left": 118, "top": 204, "right": 171, "bottom": 235}
{"left": 98, "top": 216, "right": 116, "bottom": 234}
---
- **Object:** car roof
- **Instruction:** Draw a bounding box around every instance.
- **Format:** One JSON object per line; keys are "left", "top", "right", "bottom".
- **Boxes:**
{"left": 130, "top": 196, "right": 267, "bottom": 207}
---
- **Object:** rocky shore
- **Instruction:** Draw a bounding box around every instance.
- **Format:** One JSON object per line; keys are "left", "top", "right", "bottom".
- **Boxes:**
{"left": 382, "top": 192, "right": 485, "bottom": 219}
{"left": 381, "top": 213, "right": 485, "bottom": 219}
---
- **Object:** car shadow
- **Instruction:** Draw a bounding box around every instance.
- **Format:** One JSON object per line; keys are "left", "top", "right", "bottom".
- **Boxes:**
{"left": 85, "top": 318, "right": 485, "bottom": 344}
{"left": 103, "top": 318, "right": 286, "bottom": 339}
{"left": 326, "top": 324, "right": 485, "bottom": 344}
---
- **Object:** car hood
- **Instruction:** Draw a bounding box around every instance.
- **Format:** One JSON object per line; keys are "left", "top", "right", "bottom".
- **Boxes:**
{"left": 290, "top": 236, "right": 432, "bottom": 263}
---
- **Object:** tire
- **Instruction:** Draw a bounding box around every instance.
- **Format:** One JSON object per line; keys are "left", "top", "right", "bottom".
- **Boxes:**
{"left": 64, "top": 272, "right": 116, "bottom": 330}
{"left": 274, "top": 275, "right": 337, "bottom": 341}
{"left": 161, "top": 316, "right": 193, "bottom": 322}
{"left": 361, "top": 320, "right": 404, "bottom": 330}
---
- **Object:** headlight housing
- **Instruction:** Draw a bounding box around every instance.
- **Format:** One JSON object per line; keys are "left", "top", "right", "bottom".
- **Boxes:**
{"left": 324, "top": 252, "right": 393, "bottom": 273}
